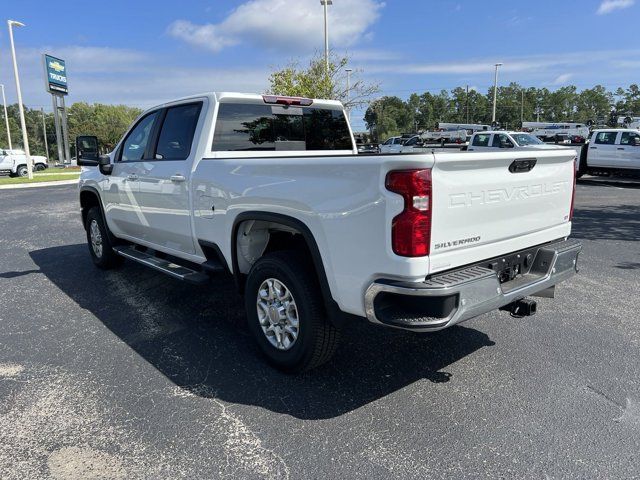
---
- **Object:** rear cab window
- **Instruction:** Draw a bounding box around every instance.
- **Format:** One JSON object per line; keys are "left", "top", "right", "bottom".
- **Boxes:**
{"left": 212, "top": 102, "right": 352, "bottom": 152}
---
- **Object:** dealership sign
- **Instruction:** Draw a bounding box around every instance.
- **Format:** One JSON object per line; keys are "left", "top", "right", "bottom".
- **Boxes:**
{"left": 43, "top": 54, "right": 68, "bottom": 95}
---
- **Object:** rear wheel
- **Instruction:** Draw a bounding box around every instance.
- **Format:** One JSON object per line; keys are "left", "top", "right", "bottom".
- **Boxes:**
{"left": 34, "top": 163, "right": 46, "bottom": 172}
{"left": 85, "top": 207, "right": 122, "bottom": 269}
{"left": 245, "top": 251, "right": 340, "bottom": 372}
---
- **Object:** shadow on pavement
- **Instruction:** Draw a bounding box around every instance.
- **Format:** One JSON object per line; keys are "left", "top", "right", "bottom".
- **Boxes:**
{"left": 577, "top": 178, "right": 640, "bottom": 190}
{"left": 571, "top": 203, "right": 640, "bottom": 242}
{"left": 31, "top": 243, "right": 494, "bottom": 420}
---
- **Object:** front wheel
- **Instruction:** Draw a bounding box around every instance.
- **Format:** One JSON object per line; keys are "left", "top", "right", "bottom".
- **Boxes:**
{"left": 85, "top": 207, "right": 122, "bottom": 269}
{"left": 16, "top": 165, "right": 28, "bottom": 177}
{"left": 245, "top": 251, "right": 340, "bottom": 373}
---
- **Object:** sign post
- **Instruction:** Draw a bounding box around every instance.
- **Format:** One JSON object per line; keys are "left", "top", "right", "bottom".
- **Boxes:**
{"left": 42, "top": 54, "right": 70, "bottom": 164}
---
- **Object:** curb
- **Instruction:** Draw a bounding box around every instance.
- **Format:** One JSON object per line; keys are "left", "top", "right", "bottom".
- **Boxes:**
{"left": 0, "top": 179, "right": 79, "bottom": 190}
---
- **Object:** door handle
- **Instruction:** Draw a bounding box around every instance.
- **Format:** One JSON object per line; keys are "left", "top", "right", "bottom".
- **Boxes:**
{"left": 127, "top": 174, "right": 138, "bottom": 180}
{"left": 170, "top": 174, "right": 186, "bottom": 183}
{"left": 617, "top": 147, "right": 625, "bottom": 150}
{"left": 590, "top": 147, "right": 597, "bottom": 149}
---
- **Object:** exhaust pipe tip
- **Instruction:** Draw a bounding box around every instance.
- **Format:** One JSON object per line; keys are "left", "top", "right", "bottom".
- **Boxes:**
{"left": 500, "top": 298, "right": 537, "bottom": 318}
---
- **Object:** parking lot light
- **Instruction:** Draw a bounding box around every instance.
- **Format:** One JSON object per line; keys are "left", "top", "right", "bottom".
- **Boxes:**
{"left": 491, "top": 62, "right": 503, "bottom": 125}
{"left": 320, "top": 0, "right": 333, "bottom": 75}
{"left": 0, "top": 84, "right": 12, "bottom": 151}
{"left": 8, "top": 19, "right": 33, "bottom": 179}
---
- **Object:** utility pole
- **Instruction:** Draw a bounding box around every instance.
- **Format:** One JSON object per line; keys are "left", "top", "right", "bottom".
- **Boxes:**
{"left": 520, "top": 89, "right": 525, "bottom": 126}
{"left": 345, "top": 68, "right": 352, "bottom": 121}
{"left": 8, "top": 20, "right": 32, "bottom": 179}
{"left": 0, "top": 84, "right": 12, "bottom": 150}
{"left": 41, "top": 108, "right": 49, "bottom": 159}
{"left": 320, "top": 0, "right": 332, "bottom": 76}
{"left": 465, "top": 85, "right": 470, "bottom": 123}
{"left": 491, "top": 62, "right": 503, "bottom": 125}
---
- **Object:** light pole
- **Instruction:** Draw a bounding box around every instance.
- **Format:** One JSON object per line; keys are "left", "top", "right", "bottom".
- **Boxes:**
{"left": 320, "top": 0, "right": 332, "bottom": 76}
{"left": 41, "top": 108, "right": 49, "bottom": 160}
{"left": 0, "top": 84, "right": 12, "bottom": 151}
{"left": 345, "top": 68, "right": 352, "bottom": 121}
{"left": 491, "top": 62, "right": 503, "bottom": 125}
{"left": 8, "top": 19, "right": 33, "bottom": 179}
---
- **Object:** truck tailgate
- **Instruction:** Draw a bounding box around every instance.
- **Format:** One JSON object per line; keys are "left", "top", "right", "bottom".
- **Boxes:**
{"left": 428, "top": 149, "right": 575, "bottom": 274}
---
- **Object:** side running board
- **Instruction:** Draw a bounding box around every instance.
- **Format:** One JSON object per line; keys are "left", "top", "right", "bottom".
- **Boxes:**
{"left": 112, "top": 245, "right": 210, "bottom": 285}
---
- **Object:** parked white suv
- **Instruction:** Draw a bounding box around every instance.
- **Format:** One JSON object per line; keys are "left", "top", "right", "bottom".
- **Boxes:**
{"left": 0, "top": 149, "right": 48, "bottom": 176}
{"left": 77, "top": 92, "right": 581, "bottom": 372}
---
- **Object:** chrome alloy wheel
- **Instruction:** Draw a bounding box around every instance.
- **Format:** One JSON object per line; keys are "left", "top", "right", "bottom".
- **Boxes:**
{"left": 256, "top": 278, "right": 300, "bottom": 350}
{"left": 89, "top": 219, "right": 103, "bottom": 258}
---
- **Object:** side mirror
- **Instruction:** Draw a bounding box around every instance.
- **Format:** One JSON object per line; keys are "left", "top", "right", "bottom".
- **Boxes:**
{"left": 98, "top": 154, "right": 113, "bottom": 175}
{"left": 76, "top": 135, "right": 100, "bottom": 166}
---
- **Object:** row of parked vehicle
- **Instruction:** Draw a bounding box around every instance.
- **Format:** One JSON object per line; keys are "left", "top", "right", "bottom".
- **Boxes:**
{"left": 0, "top": 149, "right": 49, "bottom": 176}
{"left": 368, "top": 127, "right": 640, "bottom": 177}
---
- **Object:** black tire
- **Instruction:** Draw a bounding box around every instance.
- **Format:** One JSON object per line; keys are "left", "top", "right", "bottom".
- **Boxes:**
{"left": 85, "top": 207, "right": 122, "bottom": 269}
{"left": 577, "top": 145, "right": 588, "bottom": 178}
{"left": 245, "top": 251, "right": 340, "bottom": 373}
{"left": 16, "top": 165, "right": 28, "bottom": 177}
{"left": 34, "top": 163, "right": 46, "bottom": 172}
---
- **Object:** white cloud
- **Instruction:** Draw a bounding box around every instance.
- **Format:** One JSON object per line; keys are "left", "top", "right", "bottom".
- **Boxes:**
{"left": 0, "top": 45, "right": 269, "bottom": 109}
{"left": 552, "top": 73, "right": 573, "bottom": 85}
{"left": 597, "top": 0, "right": 635, "bottom": 14}
{"left": 361, "top": 49, "right": 640, "bottom": 76}
{"left": 167, "top": 0, "right": 384, "bottom": 53}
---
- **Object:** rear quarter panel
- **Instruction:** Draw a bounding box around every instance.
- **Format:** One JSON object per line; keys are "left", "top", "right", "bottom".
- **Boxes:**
{"left": 191, "top": 153, "right": 436, "bottom": 316}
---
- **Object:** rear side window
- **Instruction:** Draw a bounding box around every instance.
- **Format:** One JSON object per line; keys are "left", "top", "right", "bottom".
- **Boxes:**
{"left": 212, "top": 103, "right": 352, "bottom": 151}
{"left": 155, "top": 103, "right": 202, "bottom": 160}
{"left": 472, "top": 134, "right": 490, "bottom": 147}
{"left": 620, "top": 132, "right": 640, "bottom": 145}
{"left": 594, "top": 132, "right": 617, "bottom": 145}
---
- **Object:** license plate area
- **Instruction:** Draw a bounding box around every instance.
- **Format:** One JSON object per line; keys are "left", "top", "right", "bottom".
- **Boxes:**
{"left": 483, "top": 246, "right": 541, "bottom": 284}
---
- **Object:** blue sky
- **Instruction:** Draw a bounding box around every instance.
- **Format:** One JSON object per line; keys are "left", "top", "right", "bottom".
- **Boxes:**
{"left": 1, "top": 0, "right": 639, "bottom": 130}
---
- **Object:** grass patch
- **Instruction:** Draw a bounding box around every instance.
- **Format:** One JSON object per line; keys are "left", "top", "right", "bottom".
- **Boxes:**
{"left": 0, "top": 173, "right": 80, "bottom": 185}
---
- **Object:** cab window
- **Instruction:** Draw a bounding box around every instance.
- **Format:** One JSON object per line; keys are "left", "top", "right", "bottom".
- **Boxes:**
{"left": 594, "top": 131, "right": 617, "bottom": 145}
{"left": 155, "top": 103, "right": 202, "bottom": 160}
{"left": 120, "top": 111, "right": 159, "bottom": 161}
{"left": 491, "top": 134, "right": 513, "bottom": 148}
{"left": 620, "top": 132, "right": 640, "bottom": 145}
{"left": 472, "top": 134, "right": 491, "bottom": 147}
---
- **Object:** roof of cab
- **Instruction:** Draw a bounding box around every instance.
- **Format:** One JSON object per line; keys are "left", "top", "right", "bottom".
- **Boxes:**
{"left": 146, "top": 92, "right": 344, "bottom": 111}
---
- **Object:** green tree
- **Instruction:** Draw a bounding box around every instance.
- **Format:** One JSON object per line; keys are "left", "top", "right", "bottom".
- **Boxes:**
{"left": 267, "top": 52, "right": 379, "bottom": 109}
{"left": 576, "top": 85, "right": 613, "bottom": 124}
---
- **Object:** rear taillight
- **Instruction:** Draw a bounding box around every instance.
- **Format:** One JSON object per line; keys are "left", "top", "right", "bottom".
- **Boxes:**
{"left": 262, "top": 95, "right": 313, "bottom": 106}
{"left": 385, "top": 169, "right": 432, "bottom": 257}
{"left": 569, "top": 160, "right": 576, "bottom": 220}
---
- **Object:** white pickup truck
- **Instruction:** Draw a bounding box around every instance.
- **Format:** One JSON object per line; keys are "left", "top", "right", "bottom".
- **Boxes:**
{"left": 0, "top": 149, "right": 49, "bottom": 176}
{"left": 577, "top": 128, "right": 640, "bottom": 177}
{"left": 76, "top": 92, "right": 581, "bottom": 372}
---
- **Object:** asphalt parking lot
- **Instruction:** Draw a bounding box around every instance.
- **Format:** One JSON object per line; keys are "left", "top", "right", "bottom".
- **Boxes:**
{"left": 0, "top": 178, "right": 639, "bottom": 479}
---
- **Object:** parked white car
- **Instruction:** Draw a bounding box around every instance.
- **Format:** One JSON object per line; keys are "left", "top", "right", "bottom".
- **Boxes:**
{"left": 76, "top": 92, "right": 580, "bottom": 372}
{"left": 0, "top": 149, "right": 49, "bottom": 176}
{"left": 379, "top": 136, "right": 404, "bottom": 153}
{"left": 578, "top": 128, "right": 640, "bottom": 177}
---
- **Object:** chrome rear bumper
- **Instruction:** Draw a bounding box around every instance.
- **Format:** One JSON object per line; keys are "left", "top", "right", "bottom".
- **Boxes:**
{"left": 364, "top": 238, "right": 582, "bottom": 332}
